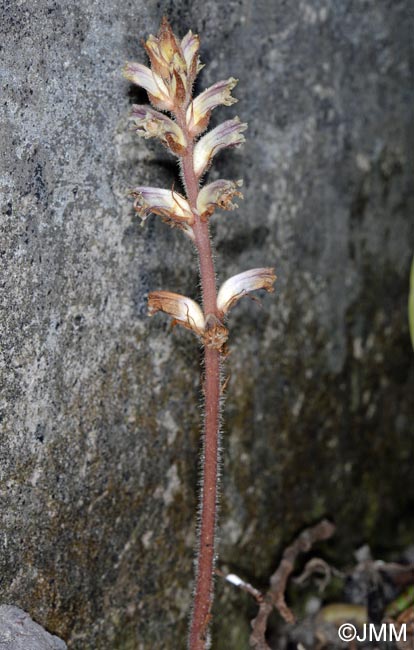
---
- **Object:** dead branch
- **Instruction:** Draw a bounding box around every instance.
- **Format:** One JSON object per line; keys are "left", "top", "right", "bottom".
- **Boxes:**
{"left": 293, "top": 557, "right": 344, "bottom": 592}
{"left": 249, "top": 519, "right": 335, "bottom": 649}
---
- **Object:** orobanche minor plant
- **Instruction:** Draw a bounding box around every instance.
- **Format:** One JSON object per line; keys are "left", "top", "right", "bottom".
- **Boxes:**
{"left": 123, "top": 18, "right": 276, "bottom": 649}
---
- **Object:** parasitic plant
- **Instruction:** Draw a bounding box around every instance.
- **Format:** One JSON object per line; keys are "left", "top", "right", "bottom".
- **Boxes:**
{"left": 123, "top": 18, "right": 275, "bottom": 649}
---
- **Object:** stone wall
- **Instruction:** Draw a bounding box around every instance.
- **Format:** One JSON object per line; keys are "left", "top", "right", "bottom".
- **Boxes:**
{"left": 1, "top": 0, "right": 413, "bottom": 648}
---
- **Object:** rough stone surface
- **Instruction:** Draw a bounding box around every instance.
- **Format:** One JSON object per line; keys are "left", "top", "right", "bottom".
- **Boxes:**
{"left": 1, "top": 0, "right": 413, "bottom": 648}
{"left": 0, "top": 606, "right": 66, "bottom": 650}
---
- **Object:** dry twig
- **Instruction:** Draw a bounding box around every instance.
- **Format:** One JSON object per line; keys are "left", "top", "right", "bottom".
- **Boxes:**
{"left": 294, "top": 557, "right": 344, "bottom": 592}
{"left": 249, "top": 519, "right": 335, "bottom": 650}
{"left": 215, "top": 569, "right": 264, "bottom": 603}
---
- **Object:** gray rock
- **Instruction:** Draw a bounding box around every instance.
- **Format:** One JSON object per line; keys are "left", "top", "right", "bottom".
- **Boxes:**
{"left": 1, "top": 0, "right": 413, "bottom": 649}
{"left": 0, "top": 606, "right": 66, "bottom": 650}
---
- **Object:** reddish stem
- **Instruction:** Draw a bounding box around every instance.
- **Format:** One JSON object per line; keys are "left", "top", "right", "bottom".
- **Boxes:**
{"left": 176, "top": 110, "right": 222, "bottom": 649}
{"left": 190, "top": 346, "right": 220, "bottom": 649}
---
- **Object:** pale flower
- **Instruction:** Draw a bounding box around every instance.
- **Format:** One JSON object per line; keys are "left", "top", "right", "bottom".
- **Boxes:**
{"left": 217, "top": 268, "right": 276, "bottom": 316}
{"left": 186, "top": 78, "right": 238, "bottom": 136}
{"left": 180, "top": 30, "right": 203, "bottom": 84}
{"left": 148, "top": 291, "right": 206, "bottom": 336}
{"left": 129, "top": 105, "right": 187, "bottom": 154}
{"left": 148, "top": 292, "right": 229, "bottom": 349}
{"left": 122, "top": 62, "right": 173, "bottom": 110}
{"left": 197, "top": 179, "right": 243, "bottom": 220}
{"left": 193, "top": 117, "right": 247, "bottom": 177}
{"left": 130, "top": 187, "right": 194, "bottom": 236}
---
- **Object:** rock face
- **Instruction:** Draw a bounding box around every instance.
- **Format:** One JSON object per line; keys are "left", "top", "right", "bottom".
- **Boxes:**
{"left": 0, "top": 606, "right": 66, "bottom": 650}
{"left": 1, "top": 1, "right": 413, "bottom": 648}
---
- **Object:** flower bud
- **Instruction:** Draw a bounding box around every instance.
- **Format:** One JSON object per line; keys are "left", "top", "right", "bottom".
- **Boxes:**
{"left": 129, "top": 105, "right": 187, "bottom": 154}
{"left": 193, "top": 117, "right": 247, "bottom": 177}
{"left": 144, "top": 19, "right": 188, "bottom": 104}
{"left": 217, "top": 268, "right": 276, "bottom": 316}
{"left": 197, "top": 179, "right": 243, "bottom": 220}
{"left": 186, "top": 78, "right": 238, "bottom": 136}
{"left": 141, "top": 19, "right": 202, "bottom": 106}
{"left": 144, "top": 17, "right": 184, "bottom": 80}
{"left": 181, "top": 30, "right": 203, "bottom": 85}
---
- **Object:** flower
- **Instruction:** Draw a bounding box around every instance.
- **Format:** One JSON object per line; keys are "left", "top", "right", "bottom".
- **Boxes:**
{"left": 148, "top": 291, "right": 206, "bottom": 336}
{"left": 122, "top": 62, "right": 173, "bottom": 111}
{"left": 129, "top": 105, "right": 187, "bottom": 154}
{"left": 130, "top": 186, "right": 194, "bottom": 236}
{"left": 148, "top": 291, "right": 229, "bottom": 349}
{"left": 193, "top": 117, "right": 247, "bottom": 177}
{"left": 186, "top": 78, "right": 238, "bottom": 136}
{"left": 217, "top": 268, "right": 276, "bottom": 316}
{"left": 144, "top": 19, "right": 187, "bottom": 105}
{"left": 144, "top": 17, "right": 185, "bottom": 80}
{"left": 124, "top": 20, "right": 203, "bottom": 112}
{"left": 197, "top": 179, "right": 243, "bottom": 220}
{"left": 180, "top": 30, "right": 203, "bottom": 86}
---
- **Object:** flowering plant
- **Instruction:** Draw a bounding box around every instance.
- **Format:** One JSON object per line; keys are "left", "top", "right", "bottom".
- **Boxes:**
{"left": 123, "top": 18, "right": 275, "bottom": 649}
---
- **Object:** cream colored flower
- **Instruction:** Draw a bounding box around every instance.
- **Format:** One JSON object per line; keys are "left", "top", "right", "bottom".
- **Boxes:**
{"left": 123, "top": 62, "right": 173, "bottom": 110}
{"left": 129, "top": 105, "right": 187, "bottom": 154}
{"left": 217, "top": 268, "right": 276, "bottom": 316}
{"left": 196, "top": 179, "right": 243, "bottom": 220}
{"left": 186, "top": 78, "right": 238, "bottom": 136}
{"left": 148, "top": 292, "right": 229, "bottom": 349}
{"left": 180, "top": 30, "right": 203, "bottom": 84}
{"left": 130, "top": 187, "right": 194, "bottom": 236}
{"left": 148, "top": 291, "right": 205, "bottom": 336}
{"left": 193, "top": 117, "right": 247, "bottom": 177}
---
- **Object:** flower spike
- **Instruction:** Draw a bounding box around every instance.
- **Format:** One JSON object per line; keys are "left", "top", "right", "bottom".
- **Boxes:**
{"left": 186, "top": 78, "right": 238, "bottom": 136}
{"left": 217, "top": 268, "right": 276, "bottom": 317}
{"left": 197, "top": 179, "right": 243, "bottom": 220}
{"left": 129, "top": 105, "right": 187, "bottom": 154}
{"left": 193, "top": 117, "right": 247, "bottom": 177}
{"left": 123, "top": 19, "right": 275, "bottom": 649}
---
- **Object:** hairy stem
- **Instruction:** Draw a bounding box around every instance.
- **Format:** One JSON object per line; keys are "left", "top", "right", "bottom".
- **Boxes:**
{"left": 191, "top": 345, "right": 220, "bottom": 649}
{"left": 177, "top": 111, "right": 222, "bottom": 649}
